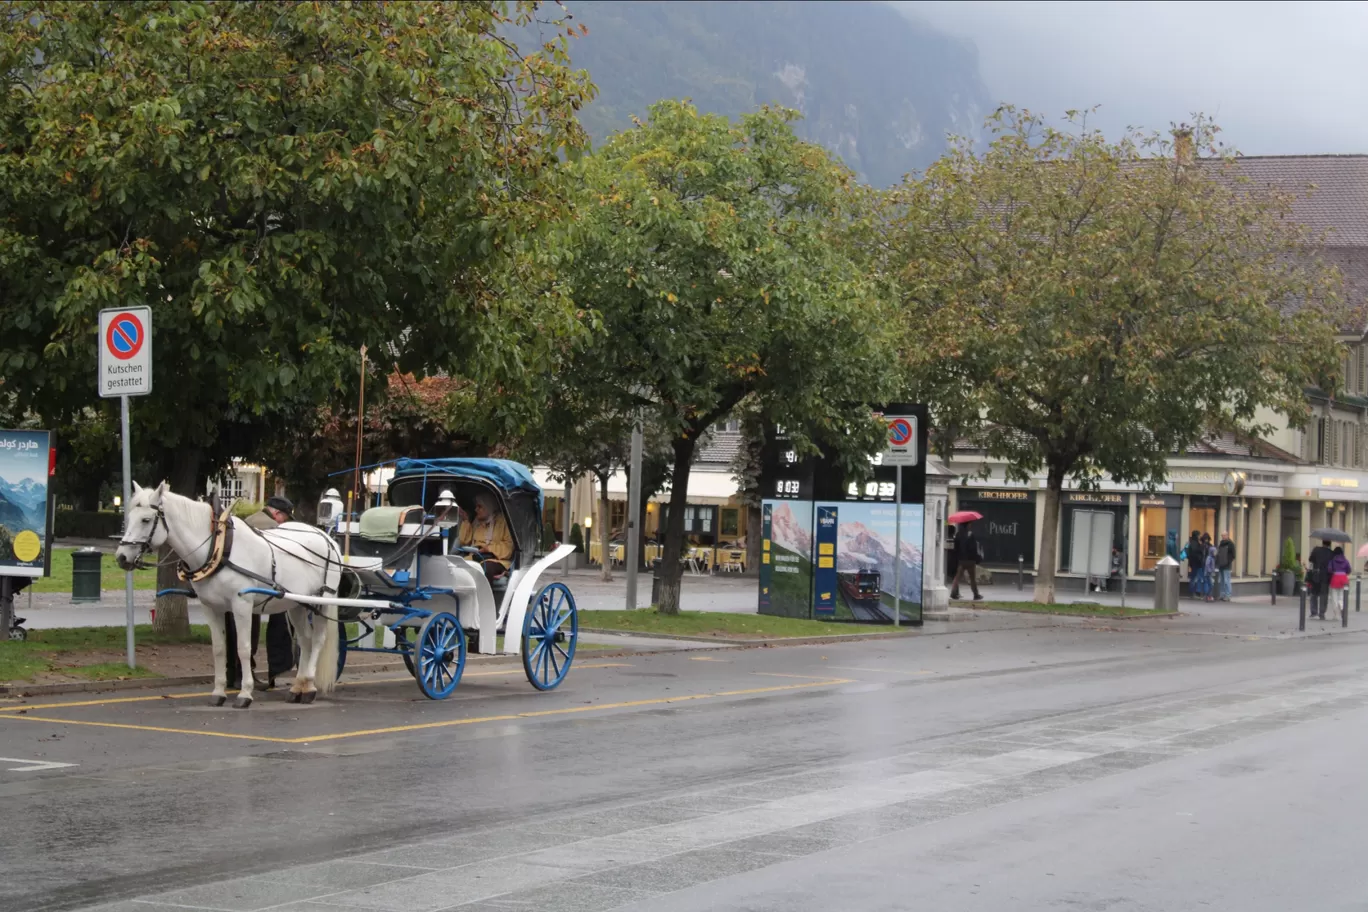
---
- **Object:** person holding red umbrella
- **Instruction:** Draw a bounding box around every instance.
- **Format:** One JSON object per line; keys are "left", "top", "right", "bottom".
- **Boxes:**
{"left": 948, "top": 510, "right": 984, "bottom": 601}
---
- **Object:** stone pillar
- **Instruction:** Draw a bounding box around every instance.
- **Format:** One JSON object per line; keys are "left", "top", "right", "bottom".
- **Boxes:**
{"left": 1178, "top": 495, "right": 1191, "bottom": 552}
{"left": 1126, "top": 494, "right": 1139, "bottom": 576}
{"left": 1034, "top": 486, "right": 1046, "bottom": 572}
{"left": 1264, "top": 499, "right": 1280, "bottom": 576}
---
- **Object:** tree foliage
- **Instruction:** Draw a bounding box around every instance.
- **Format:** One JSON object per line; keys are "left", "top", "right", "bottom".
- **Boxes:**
{"left": 556, "top": 100, "right": 898, "bottom": 613}
{"left": 0, "top": 0, "right": 592, "bottom": 493}
{"left": 884, "top": 108, "right": 1345, "bottom": 602}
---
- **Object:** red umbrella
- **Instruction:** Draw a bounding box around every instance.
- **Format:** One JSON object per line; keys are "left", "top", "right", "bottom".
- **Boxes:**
{"left": 948, "top": 510, "right": 983, "bottom": 524}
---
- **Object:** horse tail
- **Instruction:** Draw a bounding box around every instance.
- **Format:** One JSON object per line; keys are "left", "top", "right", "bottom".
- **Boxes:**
{"left": 314, "top": 528, "right": 345, "bottom": 696}
{"left": 315, "top": 612, "right": 339, "bottom": 696}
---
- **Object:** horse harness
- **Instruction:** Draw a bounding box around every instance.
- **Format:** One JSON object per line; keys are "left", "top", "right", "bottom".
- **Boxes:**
{"left": 177, "top": 508, "right": 238, "bottom": 583}
{"left": 174, "top": 509, "right": 338, "bottom": 606}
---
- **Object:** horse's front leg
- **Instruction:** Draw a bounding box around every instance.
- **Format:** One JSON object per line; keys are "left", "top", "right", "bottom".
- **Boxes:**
{"left": 205, "top": 605, "right": 228, "bottom": 707}
{"left": 232, "top": 601, "right": 256, "bottom": 709}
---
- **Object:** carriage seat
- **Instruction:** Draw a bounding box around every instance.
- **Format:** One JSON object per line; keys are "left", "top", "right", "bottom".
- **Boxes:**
{"left": 358, "top": 505, "right": 425, "bottom": 543}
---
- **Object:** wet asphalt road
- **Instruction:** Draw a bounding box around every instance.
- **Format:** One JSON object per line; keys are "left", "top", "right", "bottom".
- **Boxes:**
{"left": 3, "top": 622, "right": 1368, "bottom": 911}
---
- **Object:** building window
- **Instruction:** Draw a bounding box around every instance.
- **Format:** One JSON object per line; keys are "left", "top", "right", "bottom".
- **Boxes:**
{"left": 1190, "top": 497, "right": 1218, "bottom": 544}
{"left": 219, "top": 476, "right": 246, "bottom": 504}
{"left": 721, "top": 508, "right": 739, "bottom": 536}
{"left": 610, "top": 500, "right": 626, "bottom": 534}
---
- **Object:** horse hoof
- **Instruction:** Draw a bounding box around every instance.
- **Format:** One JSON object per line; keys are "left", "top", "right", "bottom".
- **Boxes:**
{"left": 287, "top": 692, "right": 302, "bottom": 704}
{"left": 300, "top": 691, "right": 317, "bottom": 705}
{"left": 208, "top": 695, "right": 226, "bottom": 707}
{"left": 233, "top": 696, "right": 253, "bottom": 710}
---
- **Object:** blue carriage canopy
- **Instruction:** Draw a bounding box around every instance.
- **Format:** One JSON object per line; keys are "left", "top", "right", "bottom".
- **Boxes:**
{"left": 386, "top": 458, "right": 544, "bottom": 559}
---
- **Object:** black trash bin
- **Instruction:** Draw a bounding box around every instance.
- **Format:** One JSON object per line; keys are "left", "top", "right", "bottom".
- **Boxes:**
{"left": 71, "top": 548, "right": 103, "bottom": 603}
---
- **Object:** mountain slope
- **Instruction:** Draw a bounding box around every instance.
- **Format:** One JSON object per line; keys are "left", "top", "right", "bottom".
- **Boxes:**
{"left": 546, "top": 0, "right": 991, "bottom": 187}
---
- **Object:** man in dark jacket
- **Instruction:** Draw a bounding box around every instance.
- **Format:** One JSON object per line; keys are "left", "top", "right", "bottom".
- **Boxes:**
{"left": 1307, "top": 538, "right": 1335, "bottom": 620}
{"left": 226, "top": 496, "right": 297, "bottom": 690}
{"left": 1215, "top": 532, "right": 1236, "bottom": 601}
{"left": 950, "top": 522, "right": 983, "bottom": 601}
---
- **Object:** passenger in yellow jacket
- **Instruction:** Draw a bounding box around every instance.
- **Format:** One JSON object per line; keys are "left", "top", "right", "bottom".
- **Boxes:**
{"left": 458, "top": 493, "right": 513, "bottom": 579}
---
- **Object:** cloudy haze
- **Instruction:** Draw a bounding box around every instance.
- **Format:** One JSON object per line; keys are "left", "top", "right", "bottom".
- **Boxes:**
{"left": 893, "top": 0, "right": 1368, "bottom": 155}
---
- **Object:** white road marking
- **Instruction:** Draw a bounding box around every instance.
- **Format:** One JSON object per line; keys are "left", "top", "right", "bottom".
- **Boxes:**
{"left": 0, "top": 757, "right": 78, "bottom": 773}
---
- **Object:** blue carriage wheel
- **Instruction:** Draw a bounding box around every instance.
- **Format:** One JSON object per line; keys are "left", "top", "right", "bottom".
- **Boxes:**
{"left": 522, "top": 582, "right": 578, "bottom": 691}
{"left": 415, "top": 611, "right": 466, "bottom": 700}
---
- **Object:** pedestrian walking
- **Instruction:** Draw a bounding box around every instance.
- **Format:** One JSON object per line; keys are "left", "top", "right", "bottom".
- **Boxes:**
{"left": 1216, "top": 531, "right": 1236, "bottom": 601}
{"left": 1201, "top": 533, "right": 1217, "bottom": 602}
{"left": 949, "top": 521, "right": 983, "bottom": 602}
{"left": 1184, "top": 530, "right": 1204, "bottom": 599}
{"left": 1307, "top": 538, "right": 1335, "bottom": 619}
{"left": 1328, "top": 546, "right": 1352, "bottom": 618}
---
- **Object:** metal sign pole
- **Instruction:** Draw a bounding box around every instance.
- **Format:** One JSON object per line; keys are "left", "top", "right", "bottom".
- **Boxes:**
{"left": 893, "top": 465, "right": 902, "bottom": 627}
{"left": 625, "top": 419, "right": 644, "bottom": 609}
{"left": 121, "top": 394, "right": 135, "bottom": 669}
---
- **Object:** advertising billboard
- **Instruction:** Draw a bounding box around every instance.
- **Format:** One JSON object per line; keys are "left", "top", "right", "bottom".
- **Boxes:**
{"left": 0, "top": 429, "right": 51, "bottom": 577}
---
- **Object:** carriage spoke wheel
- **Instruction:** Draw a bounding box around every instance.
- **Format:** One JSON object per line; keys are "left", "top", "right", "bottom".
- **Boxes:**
{"left": 415, "top": 611, "right": 465, "bottom": 700}
{"left": 522, "top": 582, "right": 577, "bottom": 691}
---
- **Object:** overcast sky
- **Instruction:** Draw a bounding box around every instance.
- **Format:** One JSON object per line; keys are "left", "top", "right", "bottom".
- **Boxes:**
{"left": 892, "top": 0, "right": 1368, "bottom": 156}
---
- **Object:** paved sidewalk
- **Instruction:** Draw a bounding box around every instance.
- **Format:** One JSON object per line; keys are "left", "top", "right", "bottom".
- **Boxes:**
{"left": 17, "top": 566, "right": 759, "bottom": 628}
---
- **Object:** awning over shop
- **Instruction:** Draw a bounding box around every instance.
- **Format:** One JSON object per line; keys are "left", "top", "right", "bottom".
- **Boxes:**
{"left": 532, "top": 467, "right": 739, "bottom": 505}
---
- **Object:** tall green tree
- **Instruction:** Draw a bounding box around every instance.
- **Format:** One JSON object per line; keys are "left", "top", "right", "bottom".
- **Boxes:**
{"left": 886, "top": 109, "right": 1344, "bottom": 603}
{"left": 0, "top": 0, "right": 592, "bottom": 630}
{"left": 558, "top": 101, "right": 897, "bottom": 614}
{"left": 0, "top": 0, "right": 590, "bottom": 486}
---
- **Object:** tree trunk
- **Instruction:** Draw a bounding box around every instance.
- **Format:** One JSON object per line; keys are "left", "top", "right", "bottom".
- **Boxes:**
{"left": 1033, "top": 470, "right": 1065, "bottom": 605}
{"left": 152, "top": 448, "right": 200, "bottom": 638}
{"left": 598, "top": 471, "right": 613, "bottom": 582}
{"left": 657, "top": 436, "right": 697, "bottom": 615}
{"left": 744, "top": 503, "right": 762, "bottom": 576}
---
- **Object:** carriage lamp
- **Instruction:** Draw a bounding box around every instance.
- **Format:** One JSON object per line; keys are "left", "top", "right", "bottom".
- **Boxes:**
{"left": 317, "top": 488, "right": 344, "bottom": 527}
{"left": 435, "top": 489, "right": 459, "bottom": 529}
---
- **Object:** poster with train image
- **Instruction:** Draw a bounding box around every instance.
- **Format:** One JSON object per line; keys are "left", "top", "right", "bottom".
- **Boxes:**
{"left": 0, "top": 429, "right": 51, "bottom": 577}
{"left": 814, "top": 501, "right": 923, "bottom": 624}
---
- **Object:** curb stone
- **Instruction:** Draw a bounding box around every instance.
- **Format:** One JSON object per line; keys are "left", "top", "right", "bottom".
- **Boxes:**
{"left": 0, "top": 642, "right": 699, "bottom": 699}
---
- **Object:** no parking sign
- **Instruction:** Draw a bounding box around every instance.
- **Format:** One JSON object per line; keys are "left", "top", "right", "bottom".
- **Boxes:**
{"left": 98, "top": 307, "right": 152, "bottom": 398}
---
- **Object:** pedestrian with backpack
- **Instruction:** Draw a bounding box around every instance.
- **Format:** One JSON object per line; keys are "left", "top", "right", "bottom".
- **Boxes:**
{"left": 1183, "top": 530, "right": 1204, "bottom": 599}
{"left": 950, "top": 522, "right": 983, "bottom": 602}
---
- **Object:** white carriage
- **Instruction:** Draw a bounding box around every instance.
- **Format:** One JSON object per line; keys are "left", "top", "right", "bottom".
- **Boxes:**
{"left": 246, "top": 458, "right": 578, "bottom": 699}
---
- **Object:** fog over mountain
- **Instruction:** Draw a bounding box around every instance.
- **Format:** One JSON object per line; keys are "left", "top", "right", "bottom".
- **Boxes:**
{"left": 893, "top": 1, "right": 1368, "bottom": 155}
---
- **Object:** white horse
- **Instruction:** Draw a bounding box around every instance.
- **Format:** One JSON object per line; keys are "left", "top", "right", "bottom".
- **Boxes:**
{"left": 115, "top": 482, "right": 341, "bottom": 708}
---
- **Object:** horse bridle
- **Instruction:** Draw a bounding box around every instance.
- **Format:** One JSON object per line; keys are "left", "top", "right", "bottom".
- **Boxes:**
{"left": 118, "top": 503, "right": 168, "bottom": 570}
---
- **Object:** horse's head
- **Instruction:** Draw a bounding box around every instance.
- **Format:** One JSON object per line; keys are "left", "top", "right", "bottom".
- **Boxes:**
{"left": 115, "top": 481, "right": 170, "bottom": 571}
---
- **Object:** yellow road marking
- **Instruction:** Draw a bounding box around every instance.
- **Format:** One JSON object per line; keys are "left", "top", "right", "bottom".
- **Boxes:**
{"left": 826, "top": 666, "right": 937, "bottom": 676}
{"left": 0, "top": 663, "right": 634, "bottom": 714}
{"left": 750, "top": 672, "right": 853, "bottom": 681}
{"left": 688, "top": 656, "right": 729, "bottom": 662}
{"left": 0, "top": 677, "right": 854, "bottom": 745}
{"left": 295, "top": 678, "right": 855, "bottom": 743}
{"left": 1, "top": 715, "right": 298, "bottom": 743}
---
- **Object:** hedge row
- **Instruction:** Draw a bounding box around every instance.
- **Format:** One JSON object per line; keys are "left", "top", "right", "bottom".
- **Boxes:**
{"left": 54, "top": 510, "right": 123, "bottom": 540}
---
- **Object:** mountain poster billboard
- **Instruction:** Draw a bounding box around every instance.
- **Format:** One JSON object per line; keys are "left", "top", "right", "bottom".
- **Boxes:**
{"left": 0, "top": 429, "right": 50, "bottom": 577}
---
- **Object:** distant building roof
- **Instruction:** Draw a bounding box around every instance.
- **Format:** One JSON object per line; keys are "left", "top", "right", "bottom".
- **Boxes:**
{"left": 1224, "top": 155, "right": 1368, "bottom": 332}
{"left": 698, "top": 430, "right": 743, "bottom": 466}
{"left": 1224, "top": 155, "right": 1368, "bottom": 247}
